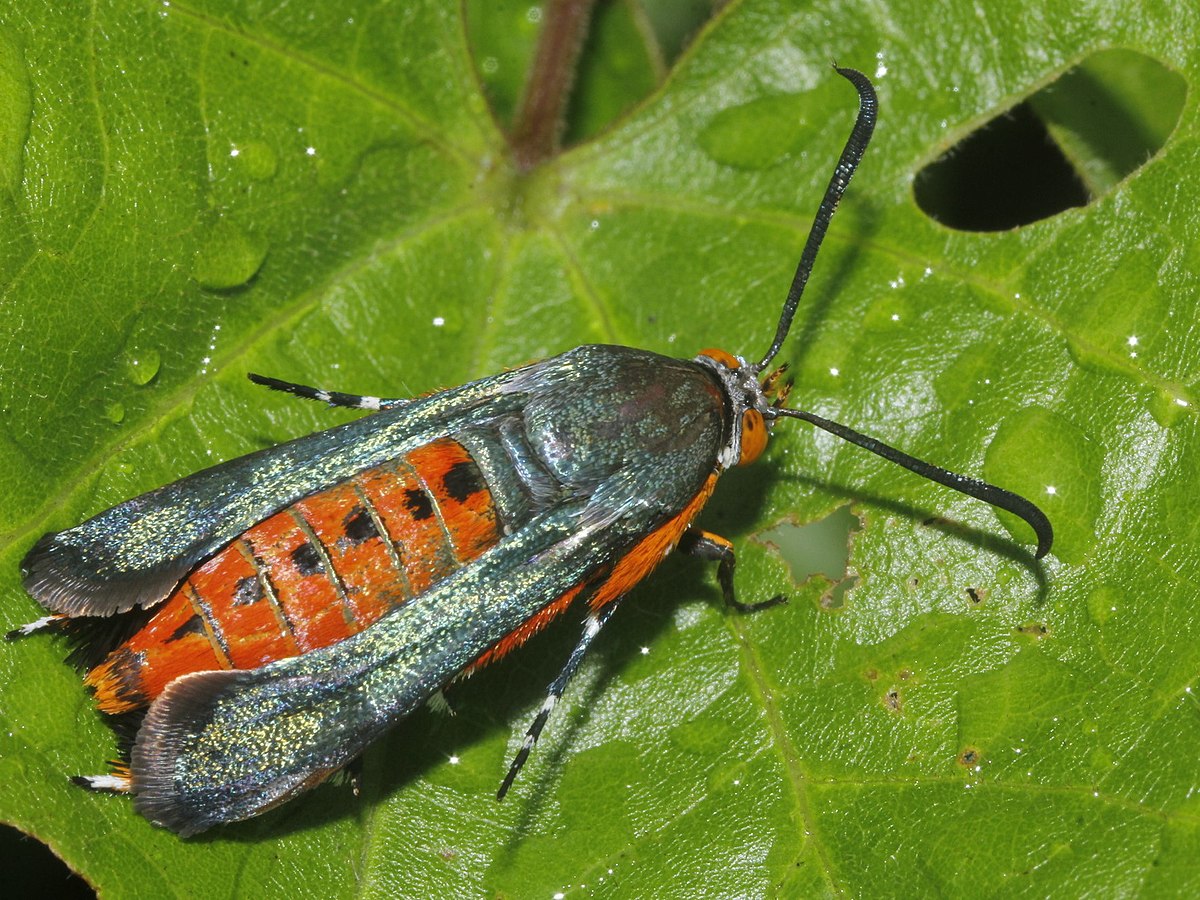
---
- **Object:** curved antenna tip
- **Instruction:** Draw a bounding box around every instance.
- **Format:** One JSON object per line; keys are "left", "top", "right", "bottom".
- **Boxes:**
{"left": 755, "top": 68, "right": 878, "bottom": 371}
{"left": 777, "top": 407, "right": 1054, "bottom": 561}
{"left": 1029, "top": 508, "right": 1054, "bottom": 560}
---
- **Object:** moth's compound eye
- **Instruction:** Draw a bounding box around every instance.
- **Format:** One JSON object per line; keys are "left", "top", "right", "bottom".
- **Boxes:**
{"left": 738, "top": 409, "right": 768, "bottom": 465}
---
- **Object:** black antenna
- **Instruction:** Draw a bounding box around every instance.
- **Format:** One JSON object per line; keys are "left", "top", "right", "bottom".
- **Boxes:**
{"left": 755, "top": 66, "right": 877, "bottom": 373}
{"left": 776, "top": 407, "right": 1054, "bottom": 558}
{"left": 755, "top": 68, "right": 1053, "bottom": 559}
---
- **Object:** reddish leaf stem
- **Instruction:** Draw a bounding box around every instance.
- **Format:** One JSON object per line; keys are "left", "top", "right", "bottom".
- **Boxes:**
{"left": 510, "top": 0, "right": 598, "bottom": 171}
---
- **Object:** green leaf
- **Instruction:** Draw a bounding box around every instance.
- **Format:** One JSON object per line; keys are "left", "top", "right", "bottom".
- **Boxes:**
{"left": 2, "top": 1, "right": 1197, "bottom": 897}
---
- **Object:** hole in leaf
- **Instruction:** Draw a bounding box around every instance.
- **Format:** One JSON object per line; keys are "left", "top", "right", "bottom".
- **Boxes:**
{"left": 914, "top": 49, "right": 1186, "bottom": 231}
{"left": 760, "top": 506, "right": 857, "bottom": 608}
{"left": 0, "top": 824, "right": 93, "bottom": 899}
{"left": 1015, "top": 621, "right": 1051, "bottom": 642}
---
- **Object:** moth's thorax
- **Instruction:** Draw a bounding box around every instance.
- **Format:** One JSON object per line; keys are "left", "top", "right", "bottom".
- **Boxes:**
{"left": 516, "top": 345, "right": 729, "bottom": 495}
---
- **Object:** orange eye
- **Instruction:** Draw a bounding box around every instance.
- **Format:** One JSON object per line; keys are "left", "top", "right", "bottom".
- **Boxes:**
{"left": 738, "top": 409, "right": 768, "bottom": 465}
{"left": 697, "top": 348, "right": 740, "bottom": 370}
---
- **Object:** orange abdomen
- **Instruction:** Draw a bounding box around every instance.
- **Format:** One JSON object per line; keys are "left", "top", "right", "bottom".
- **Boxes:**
{"left": 88, "top": 438, "right": 500, "bottom": 714}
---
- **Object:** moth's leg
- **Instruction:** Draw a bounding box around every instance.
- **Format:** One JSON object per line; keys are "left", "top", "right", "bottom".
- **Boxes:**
{"left": 72, "top": 773, "right": 131, "bottom": 793}
{"left": 344, "top": 756, "right": 364, "bottom": 797}
{"left": 426, "top": 688, "right": 457, "bottom": 716}
{"left": 247, "top": 373, "right": 409, "bottom": 410}
{"left": 497, "top": 600, "right": 621, "bottom": 800}
{"left": 679, "top": 529, "right": 786, "bottom": 613}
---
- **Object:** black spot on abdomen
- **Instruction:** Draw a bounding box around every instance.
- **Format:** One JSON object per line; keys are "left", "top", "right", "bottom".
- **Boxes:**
{"left": 443, "top": 460, "right": 486, "bottom": 503}
{"left": 404, "top": 488, "right": 434, "bottom": 521}
{"left": 343, "top": 505, "right": 379, "bottom": 544}
{"left": 290, "top": 542, "right": 324, "bottom": 577}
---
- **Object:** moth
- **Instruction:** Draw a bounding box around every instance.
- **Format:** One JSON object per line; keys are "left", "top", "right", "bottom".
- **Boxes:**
{"left": 13, "top": 68, "right": 1051, "bottom": 836}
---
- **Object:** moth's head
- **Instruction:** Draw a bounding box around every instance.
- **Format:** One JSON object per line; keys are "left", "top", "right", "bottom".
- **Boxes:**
{"left": 695, "top": 348, "right": 791, "bottom": 468}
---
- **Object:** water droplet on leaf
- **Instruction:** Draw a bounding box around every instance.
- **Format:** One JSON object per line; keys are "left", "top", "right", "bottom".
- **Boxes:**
{"left": 193, "top": 220, "right": 267, "bottom": 290}
{"left": 699, "top": 94, "right": 811, "bottom": 170}
{"left": 1085, "top": 584, "right": 1117, "bottom": 626}
{"left": 235, "top": 140, "right": 277, "bottom": 180}
{"left": 124, "top": 347, "right": 161, "bottom": 385}
{"left": 1149, "top": 389, "right": 1190, "bottom": 428}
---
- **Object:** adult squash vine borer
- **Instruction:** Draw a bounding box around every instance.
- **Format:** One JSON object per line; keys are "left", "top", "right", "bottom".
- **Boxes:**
{"left": 12, "top": 68, "right": 1051, "bottom": 836}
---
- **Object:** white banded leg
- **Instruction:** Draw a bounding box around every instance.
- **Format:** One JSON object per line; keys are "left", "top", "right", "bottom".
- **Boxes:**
{"left": 5, "top": 613, "right": 68, "bottom": 641}
{"left": 497, "top": 600, "right": 621, "bottom": 799}
{"left": 247, "top": 373, "right": 409, "bottom": 411}
{"left": 72, "top": 774, "right": 131, "bottom": 793}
